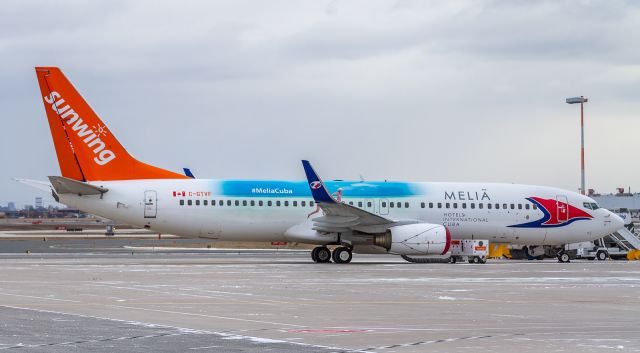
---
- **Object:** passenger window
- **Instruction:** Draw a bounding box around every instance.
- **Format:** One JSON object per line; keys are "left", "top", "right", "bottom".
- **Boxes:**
{"left": 179, "top": 200, "right": 184, "bottom": 206}
{"left": 510, "top": 204, "right": 515, "bottom": 209}
{"left": 250, "top": 200, "right": 255, "bottom": 206}
{"left": 259, "top": 200, "right": 263, "bottom": 206}
{"left": 487, "top": 203, "right": 492, "bottom": 209}
{"left": 462, "top": 203, "right": 466, "bottom": 209}
{"left": 203, "top": 200, "right": 208, "bottom": 206}
{"left": 195, "top": 200, "right": 200, "bottom": 206}
{"left": 227, "top": 200, "right": 231, "bottom": 206}
{"left": 268, "top": 201, "right": 272, "bottom": 206}
{"left": 446, "top": 203, "right": 450, "bottom": 208}
{"left": 233, "top": 200, "right": 238, "bottom": 206}
{"left": 397, "top": 202, "right": 401, "bottom": 208}
{"left": 382, "top": 202, "right": 387, "bottom": 207}
{"left": 494, "top": 203, "right": 499, "bottom": 209}
{"left": 518, "top": 204, "right": 522, "bottom": 209}
{"left": 453, "top": 203, "right": 457, "bottom": 209}
{"left": 219, "top": 200, "right": 223, "bottom": 207}
{"left": 301, "top": 201, "right": 306, "bottom": 207}
{"left": 405, "top": 202, "right": 409, "bottom": 208}
{"left": 243, "top": 200, "right": 247, "bottom": 206}
{"left": 525, "top": 204, "right": 530, "bottom": 210}
{"left": 349, "top": 201, "right": 353, "bottom": 206}
{"left": 276, "top": 201, "right": 281, "bottom": 207}
{"left": 503, "top": 203, "right": 507, "bottom": 209}
{"left": 358, "top": 201, "right": 363, "bottom": 207}
{"left": 437, "top": 203, "right": 442, "bottom": 208}
{"left": 479, "top": 203, "right": 483, "bottom": 209}
{"left": 429, "top": 202, "right": 434, "bottom": 208}
{"left": 293, "top": 201, "right": 298, "bottom": 207}
{"left": 533, "top": 204, "right": 537, "bottom": 210}
{"left": 212, "top": 200, "right": 216, "bottom": 206}
{"left": 310, "top": 201, "right": 314, "bottom": 207}
{"left": 284, "top": 201, "right": 289, "bottom": 207}
{"left": 471, "top": 203, "right": 475, "bottom": 209}
{"left": 421, "top": 202, "right": 425, "bottom": 208}
{"left": 188, "top": 200, "right": 192, "bottom": 206}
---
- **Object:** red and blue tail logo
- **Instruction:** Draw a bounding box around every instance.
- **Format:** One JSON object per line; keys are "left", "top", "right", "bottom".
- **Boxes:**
{"left": 508, "top": 197, "right": 592, "bottom": 228}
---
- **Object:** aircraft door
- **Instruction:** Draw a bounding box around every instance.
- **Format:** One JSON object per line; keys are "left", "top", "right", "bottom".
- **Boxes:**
{"left": 379, "top": 199, "right": 389, "bottom": 215}
{"left": 556, "top": 195, "right": 568, "bottom": 223}
{"left": 144, "top": 190, "right": 157, "bottom": 218}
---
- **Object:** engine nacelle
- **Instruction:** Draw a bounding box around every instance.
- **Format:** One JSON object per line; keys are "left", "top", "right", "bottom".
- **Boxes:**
{"left": 373, "top": 223, "right": 451, "bottom": 255}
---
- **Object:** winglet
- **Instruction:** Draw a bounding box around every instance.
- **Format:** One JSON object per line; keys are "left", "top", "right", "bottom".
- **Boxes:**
{"left": 301, "top": 160, "right": 337, "bottom": 204}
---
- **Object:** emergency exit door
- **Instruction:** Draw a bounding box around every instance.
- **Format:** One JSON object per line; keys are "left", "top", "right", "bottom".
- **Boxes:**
{"left": 379, "top": 199, "right": 389, "bottom": 215}
{"left": 556, "top": 195, "right": 568, "bottom": 223}
{"left": 144, "top": 190, "right": 157, "bottom": 218}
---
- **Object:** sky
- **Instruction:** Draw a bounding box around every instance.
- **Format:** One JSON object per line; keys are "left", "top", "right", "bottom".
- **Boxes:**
{"left": 1, "top": 0, "right": 639, "bottom": 207}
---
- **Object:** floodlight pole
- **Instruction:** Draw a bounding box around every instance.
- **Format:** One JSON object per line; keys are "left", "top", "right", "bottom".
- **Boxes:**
{"left": 579, "top": 99, "right": 585, "bottom": 195}
{"left": 566, "top": 96, "right": 588, "bottom": 195}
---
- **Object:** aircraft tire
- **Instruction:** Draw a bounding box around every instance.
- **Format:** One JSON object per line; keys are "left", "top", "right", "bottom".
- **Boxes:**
{"left": 315, "top": 247, "right": 332, "bottom": 263}
{"left": 311, "top": 247, "right": 320, "bottom": 262}
{"left": 332, "top": 247, "right": 352, "bottom": 264}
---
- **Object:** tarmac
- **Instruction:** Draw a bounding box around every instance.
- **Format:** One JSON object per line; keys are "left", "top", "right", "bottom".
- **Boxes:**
{"left": 0, "top": 239, "right": 639, "bottom": 352}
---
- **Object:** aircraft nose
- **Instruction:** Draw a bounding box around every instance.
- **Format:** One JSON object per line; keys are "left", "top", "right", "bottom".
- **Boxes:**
{"left": 609, "top": 211, "right": 625, "bottom": 231}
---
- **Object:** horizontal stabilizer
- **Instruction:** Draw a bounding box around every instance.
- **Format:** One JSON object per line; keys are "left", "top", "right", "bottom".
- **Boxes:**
{"left": 48, "top": 176, "right": 108, "bottom": 195}
{"left": 13, "top": 178, "right": 53, "bottom": 193}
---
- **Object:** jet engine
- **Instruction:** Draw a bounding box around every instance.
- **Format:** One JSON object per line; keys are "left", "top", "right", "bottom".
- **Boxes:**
{"left": 373, "top": 223, "right": 451, "bottom": 255}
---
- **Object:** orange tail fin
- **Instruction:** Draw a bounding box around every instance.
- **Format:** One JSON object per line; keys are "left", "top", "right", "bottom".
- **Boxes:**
{"left": 35, "top": 67, "right": 188, "bottom": 181}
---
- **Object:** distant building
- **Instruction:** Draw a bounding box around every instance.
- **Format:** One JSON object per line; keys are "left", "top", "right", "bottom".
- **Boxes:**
{"left": 593, "top": 194, "right": 640, "bottom": 210}
{"left": 7, "top": 202, "right": 16, "bottom": 212}
{"left": 35, "top": 197, "right": 43, "bottom": 209}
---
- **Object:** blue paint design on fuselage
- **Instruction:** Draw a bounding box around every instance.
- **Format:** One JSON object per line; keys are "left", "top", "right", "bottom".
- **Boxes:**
{"left": 218, "top": 180, "right": 424, "bottom": 198}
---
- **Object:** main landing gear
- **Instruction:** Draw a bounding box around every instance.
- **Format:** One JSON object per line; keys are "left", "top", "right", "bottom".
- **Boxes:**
{"left": 311, "top": 246, "right": 352, "bottom": 264}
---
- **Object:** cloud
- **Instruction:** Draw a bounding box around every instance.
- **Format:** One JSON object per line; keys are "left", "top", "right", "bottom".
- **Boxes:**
{"left": 1, "top": 0, "right": 639, "bottom": 207}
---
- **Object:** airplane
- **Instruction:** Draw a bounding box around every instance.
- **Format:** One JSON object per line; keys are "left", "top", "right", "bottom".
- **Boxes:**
{"left": 21, "top": 67, "right": 624, "bottom": 264}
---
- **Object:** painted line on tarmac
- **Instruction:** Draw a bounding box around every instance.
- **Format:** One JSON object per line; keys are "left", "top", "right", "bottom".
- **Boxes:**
{"left": 0, "top": 305, "right": 372, "bottom": 353}
{"left": 106, "top": 303, "right": 311, "bottom": 328}
{"left": 361, "top": 333, "right": 521, "bottom": 351}
{"left": 0, "top": 292, "right": 82, "bottom": 303}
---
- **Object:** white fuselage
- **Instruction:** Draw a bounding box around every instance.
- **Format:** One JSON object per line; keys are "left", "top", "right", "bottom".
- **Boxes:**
{"left": 58, "top": 179, "right": 621, "bottom": 246}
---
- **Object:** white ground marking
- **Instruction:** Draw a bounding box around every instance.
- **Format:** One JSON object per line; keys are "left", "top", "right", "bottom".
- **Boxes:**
{"left": 0, "top": 291, "right": 82, "bottom": 303}
{"left": 106, "top": 304, "right": 312, "bottom": 328}
{"left": 0, "top": 305, "right": 373, "bottom": 353}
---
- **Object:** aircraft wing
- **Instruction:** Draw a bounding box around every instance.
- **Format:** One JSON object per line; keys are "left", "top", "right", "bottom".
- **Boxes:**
{"left": 301, "top": 160, "right": 398, "bottom": 233}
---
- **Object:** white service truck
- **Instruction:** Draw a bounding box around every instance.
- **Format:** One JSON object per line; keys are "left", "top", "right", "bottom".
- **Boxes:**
{"left": 450, "top": 239, "right": 489, "bottom": 264}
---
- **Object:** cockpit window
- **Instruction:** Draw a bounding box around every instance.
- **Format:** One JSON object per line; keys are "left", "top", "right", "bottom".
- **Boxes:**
{"left": 583, "top": 202, "right": 600, "bottom": 210}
